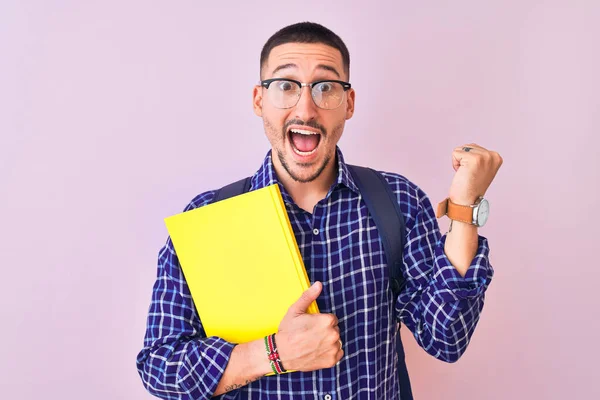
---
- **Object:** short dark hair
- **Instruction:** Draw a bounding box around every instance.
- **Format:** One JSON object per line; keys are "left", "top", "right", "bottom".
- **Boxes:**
{"left": 260, "top": 22, "right": 350, "bottom": 79}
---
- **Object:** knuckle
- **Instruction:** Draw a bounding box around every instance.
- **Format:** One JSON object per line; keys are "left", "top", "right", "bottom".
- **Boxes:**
{"left": 329, "top": 353, "right": 339, "bottom": 366}
{"left": 316, "top": 315, "right": 330, "bottom": 328}
{"left": 326, "top": 314, "right": 338, "bottom": 326}
{"left": 329, "top": 331, "right": 340, "bottom": 344}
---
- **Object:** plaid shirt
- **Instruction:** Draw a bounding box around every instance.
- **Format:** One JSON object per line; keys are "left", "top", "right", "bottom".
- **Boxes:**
{"left": 136, "top": 148, "right": 493, "bottom": 399}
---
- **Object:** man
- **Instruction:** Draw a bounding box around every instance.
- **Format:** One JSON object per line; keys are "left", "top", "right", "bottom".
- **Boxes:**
{"left": 136, "top": 22, "right": 502, "bottom": 399}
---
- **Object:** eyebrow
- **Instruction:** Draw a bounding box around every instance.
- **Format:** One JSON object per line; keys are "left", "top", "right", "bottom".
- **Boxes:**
{"left": 271, "top": 63, "right": 341, "bottom": 79}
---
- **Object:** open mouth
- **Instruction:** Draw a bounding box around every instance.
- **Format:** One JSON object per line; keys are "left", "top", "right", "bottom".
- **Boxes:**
{"left": 288, "top": 128, "right": 322, "bottom": 156}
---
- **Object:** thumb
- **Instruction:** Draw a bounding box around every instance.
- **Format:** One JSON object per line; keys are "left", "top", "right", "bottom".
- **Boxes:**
{"left": 289, "top": 281, "right": 322, "bottom": 315}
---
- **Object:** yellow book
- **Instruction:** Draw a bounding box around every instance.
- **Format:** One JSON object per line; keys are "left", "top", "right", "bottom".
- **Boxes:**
{"left": 164, "top": 184, "right": 319, "bottom": 345}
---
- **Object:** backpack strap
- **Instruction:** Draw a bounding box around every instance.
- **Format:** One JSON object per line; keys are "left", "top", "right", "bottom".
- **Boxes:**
{"left": 347, "top": 164, "right": 413, "bottom": 400}
{"left": 212, "top": 177, "right": 252, "bottom": 203}
{"left": 347, "top": 165, "right": 406, "bottom": 297}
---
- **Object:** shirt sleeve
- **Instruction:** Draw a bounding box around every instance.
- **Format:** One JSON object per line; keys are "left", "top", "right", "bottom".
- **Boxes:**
{"left": 136, "top": 194, "right": 237, "bottom": 399}
{"left": 395, "top": 185, "right": 494, "bottom": 363}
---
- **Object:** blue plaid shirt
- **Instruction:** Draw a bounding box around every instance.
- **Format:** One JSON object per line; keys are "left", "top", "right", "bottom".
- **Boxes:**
{"left": 137, "top": 148, "right": 493, "bottom": 399}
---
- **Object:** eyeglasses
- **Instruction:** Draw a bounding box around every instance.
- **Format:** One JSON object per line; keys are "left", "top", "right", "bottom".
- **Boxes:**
{"left": 260, "top": 78, "right": 352, "bottom": 110}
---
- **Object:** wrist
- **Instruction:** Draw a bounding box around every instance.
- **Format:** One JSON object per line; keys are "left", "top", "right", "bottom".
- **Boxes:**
{"left": 265, "top": 333, "right": 287, "bottom": 374}
{"left": 449, "top": 219, "right": 478, "bottom": 233}
{"left": 274, "top": 332, "right": 294, "bottom": 372}
{"left": 449, "top": 196, "right": 478, "bottom": 206}
{"left": 245, "top": 337, "right": 274, "bottom": 376}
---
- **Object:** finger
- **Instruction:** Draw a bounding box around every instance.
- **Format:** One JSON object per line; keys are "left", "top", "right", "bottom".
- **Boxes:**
{"left": 326, "top": 314, "right": 339, "bottom": 327}
{"left": 288, "top": 281, "right": 322, "bottom": 315}
{"left": 453, "top": 145, "right": 482, "bottom": 154}
{"left": 452, "top": 147, "right": 478, "bottom": 171}
{"left": 328, "top": 330, "right": 340, "bottom": 346}
{"left": 454, "top": 143, "right": 487, "bottom": 152}
{"left": 490, "top": 151, "right": 504, "bottom": 166}
{"left": 469, "top": 143, "right": 489, "bottom": 152}
{"left": 457, "top": 145, "right": 499, "bottom": 166}
{"left": 335, "top": 349, "right": 344, "bottom": 364}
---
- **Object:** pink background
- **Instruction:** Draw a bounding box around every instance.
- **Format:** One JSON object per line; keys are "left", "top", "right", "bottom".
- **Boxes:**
{"left": 1, "top": 1, "right": 598, "bottom": 399}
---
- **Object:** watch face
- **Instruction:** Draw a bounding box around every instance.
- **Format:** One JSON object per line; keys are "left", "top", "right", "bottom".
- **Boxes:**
{"left": 476, "top": 199, "right": 490, "bottom": 227}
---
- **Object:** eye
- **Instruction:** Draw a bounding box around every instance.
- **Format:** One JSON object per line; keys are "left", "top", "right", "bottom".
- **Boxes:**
{"left": 315, "top": 82, "right": 333, "bottom": 93}
{"left": 277, "top": 80, "right": 295, "bottom": 91}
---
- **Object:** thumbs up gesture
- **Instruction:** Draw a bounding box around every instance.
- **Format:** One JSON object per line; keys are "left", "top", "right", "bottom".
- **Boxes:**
{"left": 275, "top": 281, "right": 344, "bottom": 372}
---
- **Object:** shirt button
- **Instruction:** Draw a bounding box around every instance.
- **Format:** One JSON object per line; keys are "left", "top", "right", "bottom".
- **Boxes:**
{"left": 313, "top": 228, "right": 319, "bottom": 235}
{"left": 324, "top": 395, "right": 332, "bottom": 400}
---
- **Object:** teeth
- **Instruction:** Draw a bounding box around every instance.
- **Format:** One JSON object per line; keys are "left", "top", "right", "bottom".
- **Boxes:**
{"left": 288, "top": 128, "right": 320, "bottom": 156}
{"left": 293, "top": 147, "right": 318, "bottom": 156}
{"left": 290, "top": 128, "right": 319, "bottom": 135}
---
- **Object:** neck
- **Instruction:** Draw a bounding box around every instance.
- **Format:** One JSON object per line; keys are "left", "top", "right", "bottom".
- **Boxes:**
{"left": 272, "top": 153, "right": 338, "bottom": 213}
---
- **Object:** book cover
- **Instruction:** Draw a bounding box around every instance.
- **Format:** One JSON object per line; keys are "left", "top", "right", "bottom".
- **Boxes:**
{"left": 165, "top": 184, "right": 319, "bottom": 344}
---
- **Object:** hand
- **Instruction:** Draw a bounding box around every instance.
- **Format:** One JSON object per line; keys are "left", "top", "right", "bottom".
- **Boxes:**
{"left": 449, "top": 143, "right": 503, "bottom": 205}
{"left": 276, "top": 282, "right": 343, "bottom": 372}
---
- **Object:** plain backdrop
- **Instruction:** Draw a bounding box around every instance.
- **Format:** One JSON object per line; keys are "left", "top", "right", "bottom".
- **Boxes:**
{"left": 1, "top": 1, "right": 598, "bottom": 399}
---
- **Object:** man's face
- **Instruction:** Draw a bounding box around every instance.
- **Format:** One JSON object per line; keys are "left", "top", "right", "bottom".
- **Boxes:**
{"left": 253, "top": 42, "right": 355, "bottom": 183}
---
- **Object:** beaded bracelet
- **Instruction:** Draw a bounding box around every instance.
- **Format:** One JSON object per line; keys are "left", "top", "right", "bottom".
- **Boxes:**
{"left": 264, "top": 333, "right": 286, "bottom": 374}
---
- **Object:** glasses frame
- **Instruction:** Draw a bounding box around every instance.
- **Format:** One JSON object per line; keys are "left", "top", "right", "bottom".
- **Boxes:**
{"left": 260, "top": 78, "right": 352, "bottom": 110}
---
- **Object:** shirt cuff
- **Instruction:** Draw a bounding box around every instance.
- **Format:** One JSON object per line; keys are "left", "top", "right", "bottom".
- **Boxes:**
{"left": 433, "top": 234, "right": 493, "bottom": 299}
{"left": 176, "top": 336, "right": 236, "bottom": 397}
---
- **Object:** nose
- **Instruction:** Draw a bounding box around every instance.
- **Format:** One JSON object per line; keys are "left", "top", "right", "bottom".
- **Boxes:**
{"left": 293, "top": 85, "right": 319, "bottom": 122}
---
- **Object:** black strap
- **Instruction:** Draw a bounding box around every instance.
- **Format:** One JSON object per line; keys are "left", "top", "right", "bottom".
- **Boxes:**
{"left": 347, "top": 165, "right": 413, "bottom": 400}
{"left": 212, "top": 177, "right": 252, "bottom": 203}
{"left": 347, "top": 165, "right": 406, "bottom": 296}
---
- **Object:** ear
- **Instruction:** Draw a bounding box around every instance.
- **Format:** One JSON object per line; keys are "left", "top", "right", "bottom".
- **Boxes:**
{"left": 253, "top": 85, "right": 263, "bottom": 117}
{"left": 345, "top": 88, "right": 355, "bottom": 120}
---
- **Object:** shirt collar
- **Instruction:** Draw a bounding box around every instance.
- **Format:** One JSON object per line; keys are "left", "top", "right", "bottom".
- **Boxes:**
{"left": 250, "top": 146, "right": 360, "bottom": 205}
{"left": 334, "top": 147, "right": 360, "bottom": 194}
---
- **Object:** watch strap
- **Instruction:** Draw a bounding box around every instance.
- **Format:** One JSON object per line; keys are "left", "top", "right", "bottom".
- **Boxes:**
{"left": 436, "top": 198, "right": 474, "bottom": 224}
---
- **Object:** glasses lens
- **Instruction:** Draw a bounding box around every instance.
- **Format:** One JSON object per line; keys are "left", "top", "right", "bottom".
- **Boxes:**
{"left": 311, "top": 81, "right": 345, "bottom": 109}
{"left": 266, "top": 80, "right": 300, "bottom": 109}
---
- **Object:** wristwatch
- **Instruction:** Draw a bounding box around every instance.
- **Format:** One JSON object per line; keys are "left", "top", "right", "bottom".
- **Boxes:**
{"left": 436, "top": 196, "right": 490, "bottom": 227}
